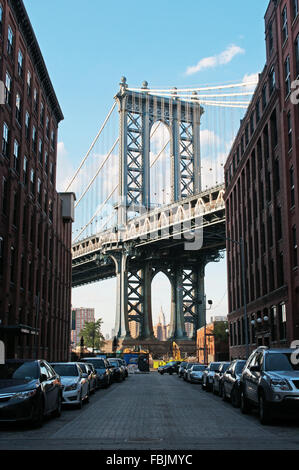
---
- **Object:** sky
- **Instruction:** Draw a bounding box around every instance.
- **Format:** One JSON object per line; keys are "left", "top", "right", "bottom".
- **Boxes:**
{"left": 24, "top": 0, "right": 269, "bottom": 337}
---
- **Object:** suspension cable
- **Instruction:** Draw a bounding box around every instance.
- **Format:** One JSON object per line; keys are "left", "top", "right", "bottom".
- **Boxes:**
{"left": 65, "top": 102, "right": 117, "bottom": 192}
{"left": 74, "top": 138, "right": 119, "bottom": 208}
{"left": 127, "top": 80, "right": 258, "bottom": 93}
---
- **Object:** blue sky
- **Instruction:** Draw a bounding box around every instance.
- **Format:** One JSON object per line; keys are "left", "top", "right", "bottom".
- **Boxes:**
{"left": 24, "top": 0, "right": 270, "bottom": 337}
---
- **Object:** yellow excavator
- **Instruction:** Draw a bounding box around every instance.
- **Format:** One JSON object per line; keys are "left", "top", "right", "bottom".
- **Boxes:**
{"left": 172, "top": 341, "right": 181, "bottom": 361}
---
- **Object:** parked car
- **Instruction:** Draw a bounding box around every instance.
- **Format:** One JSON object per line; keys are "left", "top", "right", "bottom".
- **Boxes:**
{"left": 178, "top": 362, "right": 188, "bottom": 378}
{"left": 187, "top": 364, "right": 207, "bottom": 383}
{"left": 78, "top": 362, "right": 97, "bottom": 395}
{"left": 0, "top": 359, "right": 62, "bottom": 427}
{"left": 161, "top": 361, "right": 181, "bottom": 375}
{"left": 107, "top": 358, "right": 126, "bottom": 382}
{"left": 80, "top": 357, "right": 111, "bottom": 389}
{"left": 212, "top": 362, "right": 230, "bottom": 395}
{"left": 158, "top": 365, "right": 167, "bottom": 374}
{"left": 183, "top": 363, "right": 197, "bottom": 381}
{"left": 202, "top": 362, "right": 223, "bottom": 391}
{"left": 51, "top": 362, "right": 89, "bottom": 409}
{"left": 222, "top": 359, "right": 246, "bottom": 407}
{"left": 119, "top": 359, "right": 128, "bottom": 377}
{"left": 239, "top": 347, "right": 299, "bottom": 424}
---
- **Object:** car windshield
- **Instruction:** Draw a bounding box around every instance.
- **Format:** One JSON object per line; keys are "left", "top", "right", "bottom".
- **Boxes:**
{"left": 79, "top": 364, "right": 88, "bottom": 373}
{"left": 51, "top": 364, "right": 79, "bottom": 376}
{"left": 0, "top": 361, "right": 39, "bottom": 381}
{"left": 193, "top": 365, "right": 206, "bottom": 371}
{"left": 221, "top": 363, "right": 230, "bottom": 372}
{"left": 187, "top": 363, "right": 195, "bottom": 369}
{"left": 83, "top": 359, "right": 106, "bottom": 369}
{"left": 235, "top": 361, "right": 246, "bottom": 374}
{"left": 109, "top": 361, "right": 119, "bottom": 367}
{"left": 265, "top": 353, "right": 299, "bottom": 371}
{"left": 180, "top": 362, "right": 187, "bottom": 367}
{"left": 210, "top": 363, "right": 221, "bottom": 371}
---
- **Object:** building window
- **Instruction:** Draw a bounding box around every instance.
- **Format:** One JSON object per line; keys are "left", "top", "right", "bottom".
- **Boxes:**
{"left": 262, "top": 84, "right": 267, "bottom": 110}
{"left": 274, "top": 159, "right": 280, "bottom": 192}
{"left": 16, "top": 93, "right": 22, "bottom": 124}
{"left": 278, "top": 303, "right": 286, "bottom": 340}
{"left": 32, "top": 126, "right": 37, "bottom": 152}
{"left": 268, "top": 22, "right": 273, "bottom": 54}
{"left": 27, "top": 71, "right": 31, "bottom": 97}
{"left": 270, "top": 306, "right": 277, "bottom": 342}
{"left": 5, "top": 71, "right": 11, "bottom": 106}
{"left": 293, "top": 226, "right": 298, "bottom": 267}
{"left": 10, "top": 246, "right": 15, "bottom": 283}
{"left": 25, "top": 111, "right": 30, "bottom": 139}
{"left": 7, "top": 26, "right": 14, "bottom": 58}
{"left": 13, "top": 192, "right": 18, "bottom": 226}
{"left": 50, "top": 162, "right": 54, "bottom": 184}
{"left": 2, "top": 122, "right": 9, "bottom": 157}
{"left": 38, "top": 139, "right": 43, "bottom": 164}
{"left": 17, "top": 50, "right": 23, "bottom": 77}
{"left": 269, "top": 67, "right": 275, "bottom": 94}
{"left": 293, "top": 0, "right": 299, "bottom": 19}
{"left": 282, "top": 5, "right": 288, "bottom": 44}
{"left": 23, "top": 156, "right": 28, "bottom": 186}
{"left": 46, "top": 117, "right": 49, "bottom": 139}
{"left": 13, "top": 140, "right": 19, "bottom": 173}
{"left": 285, "top": 56, "right": 291, "bottom": 96}
{"left": 287, "top": 111, "right": 292, "bottom": 150}
{"left": 255, "top": 99, "right": 260, "bottom": 124}
{"left": 49, "top": 199, "right": 53, "bottom": 222}
{"left": 33, "top": 88, "right": 38, "bottom": 113}
{"left": 51, "top": 130, "right": 55, "bottom": 150}
{"left": 270, "top": 109, "right": 278, "bottom": 147}
{"left": 40, "top": 102, "right": 44, "bottom": 127}
{"left": 276, "top": 206, "right": 282, "bottom": 240}
{"left": 30, "top": 169, "right": 35, "bottom": 195}
{"left": 37, "top": 178, "right": 42, "bottom": 205}
{"left": 278, "top": 253, "right": 284, "bottom": 286}
{"left": 290, "top": 166, "right": 295, "bottom": 207}
{"left": 295, "top": 34, "right": 299, "bottom": 77}
{"left": 250, "top": 112, "right": 254, "bottom": 135}
{"left": 44, "top": 152, "right": 48, "bottom": 174}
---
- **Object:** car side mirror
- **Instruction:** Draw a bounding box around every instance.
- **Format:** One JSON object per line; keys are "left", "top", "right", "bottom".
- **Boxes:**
{"left": 40, "top": 373, "right": 47, "bottom": 382}
{"left": 82, "top": 373, "right": 88, "bottom": 378}
{"left": 250, "top": 365, "right": 260, "bottom": 373}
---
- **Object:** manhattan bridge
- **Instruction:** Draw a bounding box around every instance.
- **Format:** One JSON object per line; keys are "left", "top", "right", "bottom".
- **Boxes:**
{"left": 68, "top": 76, "right": 257, "bottom": 354}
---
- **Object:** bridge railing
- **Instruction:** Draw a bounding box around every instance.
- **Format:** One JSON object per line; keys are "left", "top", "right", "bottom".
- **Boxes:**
{"left": 72, "top": 184, "right": 225, "bottom": 259}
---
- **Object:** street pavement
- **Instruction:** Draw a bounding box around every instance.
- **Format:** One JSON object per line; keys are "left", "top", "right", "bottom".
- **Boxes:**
{"left": 0, "top": 372, "right": 299, "bottom": 450}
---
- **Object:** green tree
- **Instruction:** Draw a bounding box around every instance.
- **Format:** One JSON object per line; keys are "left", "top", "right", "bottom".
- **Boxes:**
{"left": 213, "top": 321, "right": 228, "bottom": 343}
{"left": 79, "top": 319, "right": 105, "bottom": 351}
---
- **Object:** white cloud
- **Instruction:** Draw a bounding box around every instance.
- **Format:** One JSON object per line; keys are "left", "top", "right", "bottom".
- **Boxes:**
{"left": 242, "top": 72, "right": 259, "bottom": 91}
{"left": 186, "top": 44, "right": 245, "bottom": 76}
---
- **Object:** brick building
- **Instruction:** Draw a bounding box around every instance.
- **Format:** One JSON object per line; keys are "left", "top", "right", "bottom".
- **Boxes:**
{"left": 71, "top": 307, "right": 95, "bottom": 347}
{"left": 224, "top": 0, "right": 299, "bottom": 358}
{"left": 0, "top": 0, "right": 74, "bottom": 361}
{"left": 196, "top": 318, "right": 229, "bottom": 364}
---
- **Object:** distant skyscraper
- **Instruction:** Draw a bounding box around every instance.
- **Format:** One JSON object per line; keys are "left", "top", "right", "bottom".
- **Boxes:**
{"left": 153, "top": 307, "right": 168, "bottom": 341}
{"left": 71, "top": 307, "right": 95, "bottom": 347}
{"left": 129, "top": 312, "right": 140, "bottom": 339}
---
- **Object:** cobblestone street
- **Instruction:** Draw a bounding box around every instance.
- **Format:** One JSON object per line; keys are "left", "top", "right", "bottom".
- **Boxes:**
{"left": 0, "top": 372, "right": 299, "bottom": 450}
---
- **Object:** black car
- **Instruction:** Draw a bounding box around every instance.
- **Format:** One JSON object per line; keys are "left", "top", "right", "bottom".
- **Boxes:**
{"left": 0, "top": 359, "right": 62, "bottom": 427}
{"left": 212, "top": 362, "right": 230, "bottom": 395}
{"left": 80, "top": 357, "right": 111, "bottom": 389}
{"left": 107, "top": 358, "right": 126, "bottom": 382}
{"left": 161, "top": 361, "right": 181, "bottom": 375}
{"left": 222, "top": 360, "right": 246, "bottom": 407}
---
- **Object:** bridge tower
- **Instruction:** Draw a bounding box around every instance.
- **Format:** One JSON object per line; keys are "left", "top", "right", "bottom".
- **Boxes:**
{"left": 110, "top": 78, "right": 218, "bottom": 341}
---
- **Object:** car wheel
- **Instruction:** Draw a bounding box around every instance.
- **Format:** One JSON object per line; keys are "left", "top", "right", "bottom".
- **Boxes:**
{"left": 32, "top": 398, "right": 44, "bottom": 428}
{"left": 231, "top": 388, "right": 240, "bottom": 408}
{"left": 52, "top": 393, "right": 62, "bottom": 418}
{"left": 77, "top": 391, "right": 83, "bottom": 409}
{"left": 212, "top": 383, "right": 217, "bottom": 395}
{"left": 258, "top": 392, "right": 272, "bottom": 425}
{"left": 240, "top": 388, "right": 251, "bottom": 415}
{"left": 222, "top": 384, "right": 228, "bottom": 401}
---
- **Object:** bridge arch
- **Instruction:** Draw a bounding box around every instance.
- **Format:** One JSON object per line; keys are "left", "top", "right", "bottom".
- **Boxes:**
{"left": 151, "top": 271, "right": 172, "bottom": 341}
{"left": 150, "top": 121, "right": 171, "bottom": 208}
